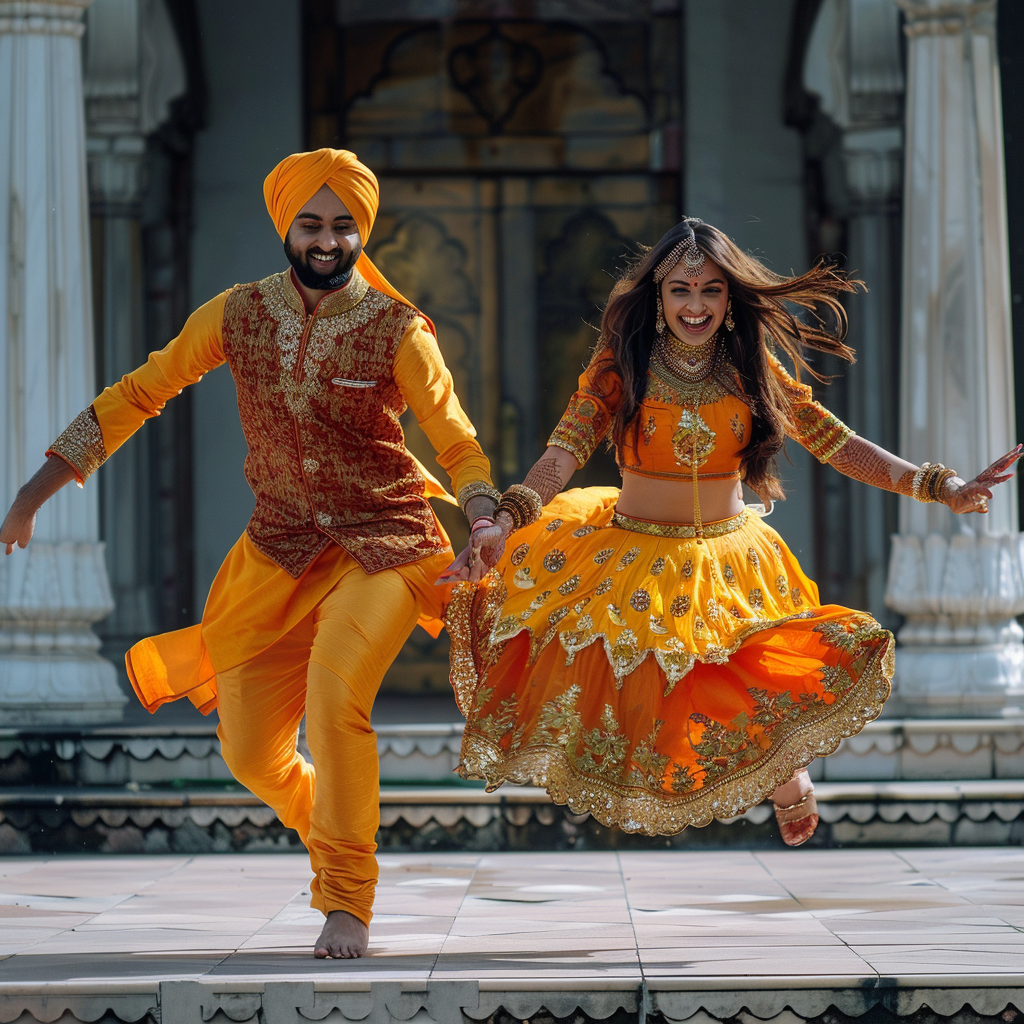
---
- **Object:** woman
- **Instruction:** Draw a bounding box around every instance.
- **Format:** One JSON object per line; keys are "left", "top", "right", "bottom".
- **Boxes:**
{"left": 443, "top": 218, "right": 1019, "bottom": 846}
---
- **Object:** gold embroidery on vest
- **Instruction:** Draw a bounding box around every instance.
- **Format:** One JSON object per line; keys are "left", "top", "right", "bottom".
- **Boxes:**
{"left": 221, "top": 270, "right": 446, "bottom": 577}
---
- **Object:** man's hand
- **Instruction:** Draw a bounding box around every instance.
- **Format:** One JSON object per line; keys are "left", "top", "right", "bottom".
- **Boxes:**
{"left": 1, "top": 456, "right": 78, "bottom": 554}
{"left": 1, "top": 500, "right": 38, "bottom": 555}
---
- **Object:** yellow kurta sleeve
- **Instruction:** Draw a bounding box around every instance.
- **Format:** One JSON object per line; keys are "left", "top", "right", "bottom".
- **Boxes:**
{"left": 47, "top": 292, "right": 229, "bottom": 484}
{"left": 393, "top": 316, "right": 494, "bottom": 501}
{"left": 767, "top": 351, "right": 855, "bottom": 464}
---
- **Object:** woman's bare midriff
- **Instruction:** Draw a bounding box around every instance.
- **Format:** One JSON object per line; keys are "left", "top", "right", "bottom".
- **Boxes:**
{"left": 615, "top": 471, "right": 746, "bottom": 525}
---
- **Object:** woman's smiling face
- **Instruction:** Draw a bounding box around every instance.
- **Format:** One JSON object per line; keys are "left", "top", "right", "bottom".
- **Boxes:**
{"left": 660, "top": 257, "right": 728, "bottom": 346}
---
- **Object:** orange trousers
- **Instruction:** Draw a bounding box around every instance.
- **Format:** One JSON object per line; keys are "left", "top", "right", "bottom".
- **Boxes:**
{"left": 214, "top": 552, "right": 445, "bottom": 926}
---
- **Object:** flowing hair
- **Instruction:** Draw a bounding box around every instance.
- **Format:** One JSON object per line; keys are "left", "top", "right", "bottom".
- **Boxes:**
{"left": 592, "top": 218, "right": 860, "bottom": 501}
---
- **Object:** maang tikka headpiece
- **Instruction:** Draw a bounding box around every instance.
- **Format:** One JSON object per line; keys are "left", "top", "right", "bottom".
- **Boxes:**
{"left": 652, "top": 220, "right": 706, "bottom": 283}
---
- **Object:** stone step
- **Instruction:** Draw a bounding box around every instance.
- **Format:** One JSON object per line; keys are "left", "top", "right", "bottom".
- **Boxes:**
{"left": 1, "top": 779, "right": 1022, "bottom": 855}
{"left": 2, "top": 717, "right": 1024, "bottom": 787}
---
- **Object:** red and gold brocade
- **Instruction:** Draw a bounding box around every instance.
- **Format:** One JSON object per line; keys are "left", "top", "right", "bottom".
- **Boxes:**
{"left": 220, "top": 270, "right": 446, "bottom": 576}
{"left": 447, "top": 348, "right": 891, "bottom": 836}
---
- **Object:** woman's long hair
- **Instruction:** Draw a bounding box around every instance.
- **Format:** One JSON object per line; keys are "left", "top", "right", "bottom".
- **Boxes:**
{"left": 593, "top": 218, "right": 860, "bottom": 501}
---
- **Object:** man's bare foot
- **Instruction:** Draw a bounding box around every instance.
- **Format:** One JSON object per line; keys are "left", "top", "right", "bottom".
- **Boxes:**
{"left": 313, "top": 910, "right": 369, "bottom": 959}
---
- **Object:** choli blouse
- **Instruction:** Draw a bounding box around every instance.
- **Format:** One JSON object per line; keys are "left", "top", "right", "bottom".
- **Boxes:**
{"left": 547, "top": 346, "right": 854, "bottom": 479}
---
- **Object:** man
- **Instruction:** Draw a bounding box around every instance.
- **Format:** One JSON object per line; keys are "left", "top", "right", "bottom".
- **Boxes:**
{"left": 0, "top": 149, "right": 500, "bottom": 958}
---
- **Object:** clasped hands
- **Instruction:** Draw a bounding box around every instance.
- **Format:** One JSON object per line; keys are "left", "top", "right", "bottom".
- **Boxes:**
{"left": 436, "top": 515, "right": 511, "bottom": 584}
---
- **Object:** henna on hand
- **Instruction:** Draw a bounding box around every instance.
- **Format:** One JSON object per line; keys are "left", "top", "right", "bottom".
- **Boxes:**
{"left": 522, "top": 455, "right": 568, "bottom": 505}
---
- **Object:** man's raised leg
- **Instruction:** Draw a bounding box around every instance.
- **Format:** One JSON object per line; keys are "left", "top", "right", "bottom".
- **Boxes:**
{"left": 304, "top": 564, "right": 421, "bottom": 958}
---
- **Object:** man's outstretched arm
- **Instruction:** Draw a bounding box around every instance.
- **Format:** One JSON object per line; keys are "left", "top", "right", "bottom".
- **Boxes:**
{"left": 1, "top": 290, "right": 229, "bottom": 555}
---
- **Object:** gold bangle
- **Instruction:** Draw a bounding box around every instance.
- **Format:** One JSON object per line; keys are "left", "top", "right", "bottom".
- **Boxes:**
{"left": 494, "top": 484, "right": 543, "bottom": 533}
{"left": 929, "top": 467, "right": 958, "bottom": 504}
{"left": 912, "top": 463, "right": 932, "bottom": 502}
{"left": 507, "top": 484, "right": 543, "bottom": 522}
{"left": 911, "top": 462, "right": 959, "bottom": 504}
{"left": 457, "top": 480, "right": 501, "bottom": 515}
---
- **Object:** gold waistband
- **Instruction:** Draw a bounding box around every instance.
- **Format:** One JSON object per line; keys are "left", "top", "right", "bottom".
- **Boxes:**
{"left": 611, "top": 508, "right": 748, "bottom": 539}
{"left": 620, "top": 467, "right": 742, "bottom": 482}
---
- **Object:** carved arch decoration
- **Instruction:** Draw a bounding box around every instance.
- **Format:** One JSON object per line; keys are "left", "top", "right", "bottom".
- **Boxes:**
{"left": 332, "top": 19, "right": 652, "bottom": 169}
{"left": 369, "top": 211, "right": 477, "bottom": 405}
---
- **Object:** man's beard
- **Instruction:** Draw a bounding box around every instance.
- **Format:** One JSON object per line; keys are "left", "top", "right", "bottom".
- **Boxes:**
{"left": 284, "top": 239, "right": 359, "bottom": 291}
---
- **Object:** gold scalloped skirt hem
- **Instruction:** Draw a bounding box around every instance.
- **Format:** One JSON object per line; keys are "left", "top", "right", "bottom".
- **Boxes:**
{"left": 455, "top": 620, "right": 893, "bottom": 835}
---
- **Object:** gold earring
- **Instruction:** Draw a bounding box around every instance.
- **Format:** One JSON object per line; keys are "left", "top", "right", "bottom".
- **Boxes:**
{"left": 724, "top": 299, "right": 735, "bottom": 332}
{"left": 655, "top": 291, "right": 666, "bottom": 336}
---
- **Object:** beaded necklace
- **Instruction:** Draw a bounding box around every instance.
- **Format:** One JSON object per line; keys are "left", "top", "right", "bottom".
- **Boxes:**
{"left": 653, "top": 331, "right": 722, "bottom": 540}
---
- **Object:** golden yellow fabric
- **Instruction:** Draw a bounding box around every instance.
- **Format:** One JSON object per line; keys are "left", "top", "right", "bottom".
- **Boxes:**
{"left": 72, "top": 291, "right": 227, "bottom": 470}
{"left": 126, "top": 532, "right": 451, "bottom": 707}
{"left": 263, "top": 148, "right": 429, "bottom": 331}
{"left": 446, "top": 488, "right": 894, "bottom": 835}
{"left": 396, "top": 317, "right": 492, "bottom": 500}
{"left": 548, "top": 349, "right": 754, "bottom": 479}
{"left": 101, "top": 279, "right": 487, "bottom": 691}
{"left": 547, "top": 352, "right": 619, "bottom": 465}
{"left": 210, "top": 545, "right": 451, "bottom": 926}
{"left": 619, "top": 391, "right": 751, "bottom": 480}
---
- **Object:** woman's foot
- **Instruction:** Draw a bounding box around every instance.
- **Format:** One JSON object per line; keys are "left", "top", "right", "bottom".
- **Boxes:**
{"left": 770, "top": 769, "right": 818, "bottom": 847}
{"left": 313, "top": 910, "right": 369, "bottom": 958}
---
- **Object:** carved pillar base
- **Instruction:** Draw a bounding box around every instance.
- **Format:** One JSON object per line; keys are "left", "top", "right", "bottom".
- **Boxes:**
{"left": 0, "top": 542, "right": 125, "bottom": 726}
{"left": 886, "top": 532, "right": 1024, "bottom": 717}
{"left": 890, "top": 646, "right": 1024, "bottom": 718}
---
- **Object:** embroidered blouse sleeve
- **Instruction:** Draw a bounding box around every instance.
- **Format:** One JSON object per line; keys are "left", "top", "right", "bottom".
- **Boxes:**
{"left": 393, "top": 316, "right": 494, "bottom": 498}
{"left": 768, "top": 351, "right": 855, "bottom": 464}
{"left": 547, "top": 350, "right": 623, "bottom": 467}
{"left": 47, "top": 291, "right": 229, "bottom": 484}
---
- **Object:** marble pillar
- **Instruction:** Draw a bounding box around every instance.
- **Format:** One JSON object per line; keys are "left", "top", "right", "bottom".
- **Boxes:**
{"left": 0, "top": 0, "right": 126, "bottom": 724}
{"left": 884, "top": 0, "right": 1024, "bottom": 716}
{"left": 803, "top": 0, "right": 905, "bottom": 623}
{"left": 84, "top": 0, "right": 185, "bottom": 646}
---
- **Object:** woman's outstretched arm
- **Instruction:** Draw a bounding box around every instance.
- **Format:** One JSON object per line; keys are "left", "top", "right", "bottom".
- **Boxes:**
{"left": 827, "top": 435, "right": 1022, "bottom": 514}
{"left": 768, "top": 351, "right": 1021, "bottom": 513}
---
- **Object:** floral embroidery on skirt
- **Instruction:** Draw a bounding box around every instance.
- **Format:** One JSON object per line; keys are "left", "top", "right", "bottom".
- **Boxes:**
{"left": 446, "top": 487, "right": 894, "bottom": 835}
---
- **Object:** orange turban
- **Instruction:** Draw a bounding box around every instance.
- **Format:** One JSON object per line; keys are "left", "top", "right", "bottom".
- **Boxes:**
{"left": 263, "top": 148, "right": 433, "bottom": 333}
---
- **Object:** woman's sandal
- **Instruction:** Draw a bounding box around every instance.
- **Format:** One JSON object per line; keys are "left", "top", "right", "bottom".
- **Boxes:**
{"left": 772, "top": 790, "right": 819, "bottom": 847}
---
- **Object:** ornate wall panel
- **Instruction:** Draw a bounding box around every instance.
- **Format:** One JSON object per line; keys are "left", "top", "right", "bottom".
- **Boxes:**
{"left": 304, "top": 0, "right": 682, "bottom": 692}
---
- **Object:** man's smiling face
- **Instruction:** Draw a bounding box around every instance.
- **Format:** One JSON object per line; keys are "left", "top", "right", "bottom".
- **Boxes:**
{"left": 284, "top": 184, "right": 362, "bottom": 292}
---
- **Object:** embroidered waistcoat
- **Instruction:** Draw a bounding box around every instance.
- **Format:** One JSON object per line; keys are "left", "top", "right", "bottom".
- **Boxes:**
{"left": 220, "top": 269, "right": 447, "bottom": 577}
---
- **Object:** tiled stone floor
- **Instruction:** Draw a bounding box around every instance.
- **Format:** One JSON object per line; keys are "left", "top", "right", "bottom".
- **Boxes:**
{"left": 0, "top": 847, "right": 1023, "bottom": 987}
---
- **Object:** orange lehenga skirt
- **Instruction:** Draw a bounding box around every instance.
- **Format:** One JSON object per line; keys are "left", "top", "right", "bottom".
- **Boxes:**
{"left": 446, "top": 487, "right": 894, "bottom": 835}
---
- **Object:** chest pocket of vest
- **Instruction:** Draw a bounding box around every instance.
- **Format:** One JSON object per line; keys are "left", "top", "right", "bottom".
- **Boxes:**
{"left": 314, "top": 371, "right": 403, "bottom": 437}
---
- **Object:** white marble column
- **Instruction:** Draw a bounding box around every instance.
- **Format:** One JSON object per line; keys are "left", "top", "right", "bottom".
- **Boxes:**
{"left": 0, "top": 0, "right": 126, "bottom": 724}
{"left": 884, "top": 0, "right": 1024, "bottom": 717}
{"left": 84, "top": 0, "right": 184, "bottom": 645}
{"left": 804, "top": 0, "right": 905, "bottom": 623}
